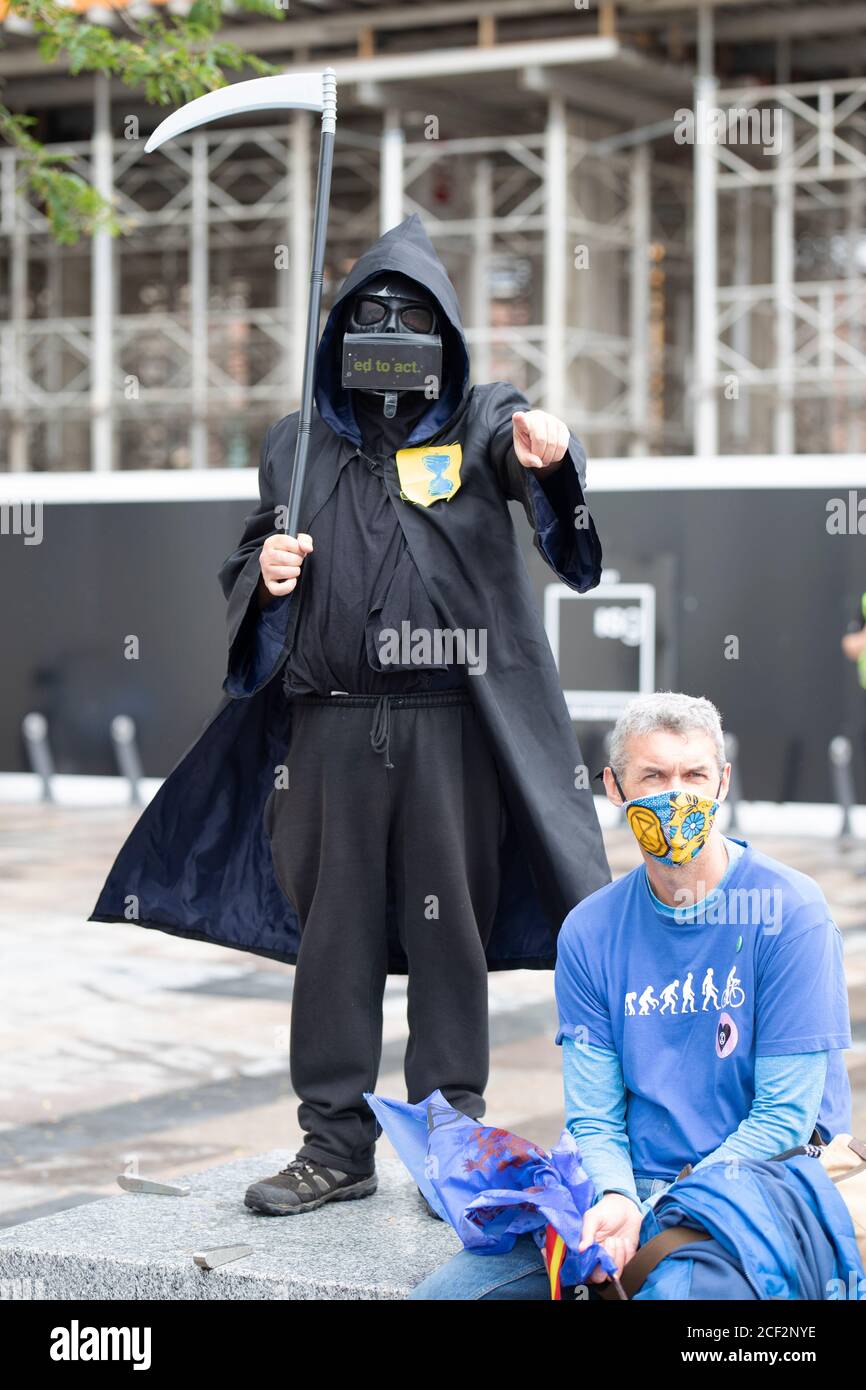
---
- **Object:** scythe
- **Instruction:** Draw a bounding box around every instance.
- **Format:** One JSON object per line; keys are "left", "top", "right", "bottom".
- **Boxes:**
{"left": 145, "top": 69, "right": 338, "bottom": 535}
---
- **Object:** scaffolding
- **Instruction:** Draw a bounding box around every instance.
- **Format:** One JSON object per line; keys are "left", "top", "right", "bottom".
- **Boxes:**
{"left": 710, "top": 75, "right": 866, "bottom": 456}
{"left": 0, "top": 1, "right": 864, "bottom": 469}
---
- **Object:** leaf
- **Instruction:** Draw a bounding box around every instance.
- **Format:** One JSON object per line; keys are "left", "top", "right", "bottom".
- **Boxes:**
{"left": 1, "top": 0, "right": 284, "bottom": 242}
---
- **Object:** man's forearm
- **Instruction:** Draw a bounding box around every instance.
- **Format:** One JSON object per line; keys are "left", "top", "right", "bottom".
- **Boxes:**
{"left": 571, "top": 1127, "right": 642, "bottom": 1211}
{"left": 691, "top": 1051, "right": 829, "bottom": 1174}
{"left": 562, "top": 1037, "right": 641, "bottom": 1210}
{"left": 533, "top": 455, "right": 564, "bottom": 479}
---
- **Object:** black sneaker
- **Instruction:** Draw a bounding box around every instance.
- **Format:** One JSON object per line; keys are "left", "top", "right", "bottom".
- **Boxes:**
{"left": 244, "top": 1157, "right": 377, "bottom": 1215}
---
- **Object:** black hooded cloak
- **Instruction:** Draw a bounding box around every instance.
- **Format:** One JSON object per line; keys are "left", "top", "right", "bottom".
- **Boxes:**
{"left": 90, "top": 214, "right": 611, "bottom": 970}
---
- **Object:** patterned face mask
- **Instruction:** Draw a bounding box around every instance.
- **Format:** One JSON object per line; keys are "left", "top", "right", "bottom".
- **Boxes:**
{"left": 612, "top": 771, "right": 723, "bottom": 866}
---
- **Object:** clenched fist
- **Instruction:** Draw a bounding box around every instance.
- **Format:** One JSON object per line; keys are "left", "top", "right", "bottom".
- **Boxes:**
{"left": 258, "top": 530, "right": 314, "bottom": 603}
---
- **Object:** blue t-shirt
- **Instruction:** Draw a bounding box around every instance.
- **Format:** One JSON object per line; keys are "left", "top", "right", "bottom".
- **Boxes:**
{"left": 554, "top": 836, "right": 853, "bottom": 1179}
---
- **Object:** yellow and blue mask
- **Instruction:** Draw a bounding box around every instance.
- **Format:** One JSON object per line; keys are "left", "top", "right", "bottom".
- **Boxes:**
{"left": 612, "top": 771, "right": 722, "bottom": 866}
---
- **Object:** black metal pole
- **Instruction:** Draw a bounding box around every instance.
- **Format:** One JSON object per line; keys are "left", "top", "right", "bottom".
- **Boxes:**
{"left": 110, "top": 715, "right": 144, "bottom": 807}
{"left": 22, "top": 712, "right": 55, "bottom": 803}
{"left": 284, "top": 68, "right": 337, "bottom": 538}
{"left": 829, "top": 735, "right": 856, "bottom": 846}
{"left": 724, "top": 731, "right": 742, "bottom": 832}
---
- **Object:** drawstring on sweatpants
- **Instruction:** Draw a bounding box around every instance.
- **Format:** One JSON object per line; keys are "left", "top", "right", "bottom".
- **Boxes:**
{"left": 370, "top": 693, "right": 394, "bottom": 768}
{"left": 290, "top": 689, "right": 470, "bottom": 768}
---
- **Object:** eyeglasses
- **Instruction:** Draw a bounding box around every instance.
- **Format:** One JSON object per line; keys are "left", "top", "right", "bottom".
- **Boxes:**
{"left": 353, "top": 296, "right": 435, "bottom": 334}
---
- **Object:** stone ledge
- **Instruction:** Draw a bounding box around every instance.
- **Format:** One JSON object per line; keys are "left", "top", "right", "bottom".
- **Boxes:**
{"left": 0, "top": 1151, "right": 461, "bottom": 1300}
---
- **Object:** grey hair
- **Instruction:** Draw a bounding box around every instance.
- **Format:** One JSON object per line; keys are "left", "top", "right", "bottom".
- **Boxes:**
{"left": 608, "top": 691, "right": 726, "bottom": 778}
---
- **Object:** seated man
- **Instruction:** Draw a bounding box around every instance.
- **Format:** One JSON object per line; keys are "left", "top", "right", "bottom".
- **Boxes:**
{"left": 408, "top": 690, "right": 853, "bottom": 1300}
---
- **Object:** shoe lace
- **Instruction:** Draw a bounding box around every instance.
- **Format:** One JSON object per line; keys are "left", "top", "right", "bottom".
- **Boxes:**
{"left": 278, "top": 1158, "right": 320, "bottom": 1178}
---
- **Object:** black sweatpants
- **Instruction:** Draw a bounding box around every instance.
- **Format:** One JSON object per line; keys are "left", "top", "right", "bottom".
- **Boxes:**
{"left": 265, "top": 690, "right": 504, "bottom": 1175}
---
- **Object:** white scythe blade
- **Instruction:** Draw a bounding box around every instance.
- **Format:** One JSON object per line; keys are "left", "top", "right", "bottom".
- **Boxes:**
{"left": 144, "top": 72, "right": 325, "bottom": 152}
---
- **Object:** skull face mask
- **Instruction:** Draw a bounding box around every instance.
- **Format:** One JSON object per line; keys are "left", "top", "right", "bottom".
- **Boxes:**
{"left": 341, "top": 272, "right": 443, "bottom": 418}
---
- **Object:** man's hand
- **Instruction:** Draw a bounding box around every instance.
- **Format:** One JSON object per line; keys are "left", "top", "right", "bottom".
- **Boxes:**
{"left": 578, "top": 1193, "right": 643, "bottom": 1284}
{"left": 512, "top": 409, "right": 570, "bottom": 471}
{"left": 258, "top": 531, "right": 314, "bottom": 602}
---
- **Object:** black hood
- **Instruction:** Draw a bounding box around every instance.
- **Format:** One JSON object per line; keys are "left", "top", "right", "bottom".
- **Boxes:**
{"left": 314, "top": 213, "right": 471, "bottom": 448}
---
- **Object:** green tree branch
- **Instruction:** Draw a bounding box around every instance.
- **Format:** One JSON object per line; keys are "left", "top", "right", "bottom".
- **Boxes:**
{"left": 0, "top": 0, "right": 284, "bottom": 242}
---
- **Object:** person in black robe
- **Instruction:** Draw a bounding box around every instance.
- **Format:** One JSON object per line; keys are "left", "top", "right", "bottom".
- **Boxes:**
{"left": 89, "top": 213, "right": 611, "bottom": 1216}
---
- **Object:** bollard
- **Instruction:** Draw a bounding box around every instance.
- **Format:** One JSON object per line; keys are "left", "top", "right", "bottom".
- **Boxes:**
{"left": 724, "top": 731, "right": 742, "bottom": 833}
{"left": 22, "top": 712, "right": 55, "bottom": 803}
{"left": 111, "top": 715, "right": 144, "bottom": 806}
{"left": 829, "top": 736, "right": 856, "bottom": 846}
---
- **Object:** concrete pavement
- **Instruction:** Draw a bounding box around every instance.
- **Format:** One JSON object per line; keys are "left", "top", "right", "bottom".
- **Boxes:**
{"left": 1, "top": 804, "right": 863, "bottom": 1231}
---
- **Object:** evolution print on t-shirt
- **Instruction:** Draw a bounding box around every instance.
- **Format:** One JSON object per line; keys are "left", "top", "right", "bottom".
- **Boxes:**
{"left": 624, "top": 964, "right": 744, "bottom": 1016}
{"left": 623, "top": 965, "right": 744, "bottom": 1059}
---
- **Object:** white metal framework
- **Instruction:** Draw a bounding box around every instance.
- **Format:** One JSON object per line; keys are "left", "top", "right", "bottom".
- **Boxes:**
{"left": 710, "top": 76, "right": 866, "bottom": 457}
{"left": 0, "top": 1, "right": 863, "bottom": 469}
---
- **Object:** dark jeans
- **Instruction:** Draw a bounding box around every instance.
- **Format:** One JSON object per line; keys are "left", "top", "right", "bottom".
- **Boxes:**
{"left": 406, "top": 1232, "right": 612, "bottom": 1300}
{"left": 266, "top": 691, "right": 504, "bottom": 1175}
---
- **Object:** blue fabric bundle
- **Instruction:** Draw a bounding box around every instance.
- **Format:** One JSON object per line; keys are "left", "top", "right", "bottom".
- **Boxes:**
{"left": 635, "top": 1153, "right": 864, "bottom": 1300}
{"left": 364, "top": 1089, "right": 617, "bottom": 1286}
{"left": 366, "top": 1089, "right": 865, "bottom": 1299}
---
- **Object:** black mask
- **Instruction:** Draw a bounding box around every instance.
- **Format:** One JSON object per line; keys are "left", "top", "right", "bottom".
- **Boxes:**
{"left": 341, "top": 273, "right": 443, "bottom": 418}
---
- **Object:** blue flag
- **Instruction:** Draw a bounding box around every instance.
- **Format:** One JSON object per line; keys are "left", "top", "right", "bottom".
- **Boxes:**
{"left": 364, "top": 1089, "right": 617, "bottom": 1287}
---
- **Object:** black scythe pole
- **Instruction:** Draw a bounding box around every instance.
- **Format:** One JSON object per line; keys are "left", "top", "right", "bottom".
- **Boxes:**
{"left": 283, "top": 68, "right": 337, "bottom": 538}
{"left": 144, "top": 69, "right": 338, "bottom": 531}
